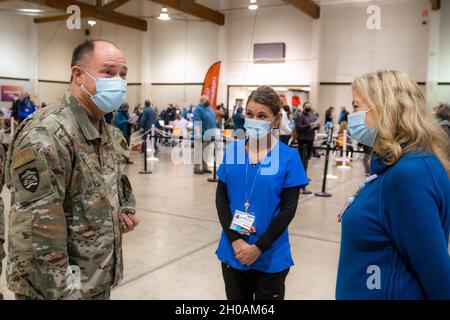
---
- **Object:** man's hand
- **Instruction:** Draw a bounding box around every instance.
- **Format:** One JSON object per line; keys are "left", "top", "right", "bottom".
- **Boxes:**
{"left": 120, "top": 210, "right": 139, "bottom": 233}
{"left": 235, "top": 245, "right": 261, "bottom": 266}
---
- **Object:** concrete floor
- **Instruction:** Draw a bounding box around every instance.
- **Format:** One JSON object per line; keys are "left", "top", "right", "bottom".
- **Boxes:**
{"left": 0, "top": 144, "right": 367, "bottom": 300}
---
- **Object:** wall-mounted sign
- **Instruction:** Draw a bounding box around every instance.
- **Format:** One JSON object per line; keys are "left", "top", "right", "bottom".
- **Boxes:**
{"left": 1, "top": 85, "right": 23, "bottom": 102}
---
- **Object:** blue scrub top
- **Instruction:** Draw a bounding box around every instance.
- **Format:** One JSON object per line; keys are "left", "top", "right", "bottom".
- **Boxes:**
{"left": 216, "top": 139, "right": 308, "bottom": 273}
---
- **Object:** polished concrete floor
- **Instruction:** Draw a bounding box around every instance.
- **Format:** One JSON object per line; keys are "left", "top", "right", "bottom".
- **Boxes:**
{"left": 0, "top": 143, "right": 367, "bottom": 300}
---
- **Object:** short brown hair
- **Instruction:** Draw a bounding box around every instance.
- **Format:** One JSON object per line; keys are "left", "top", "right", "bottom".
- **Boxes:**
{"left": 436, "top": 103, "right": 450, "bottom": 121}
{"left": 70, "top": 39, "right": 118, "bottom": 82}
{"left": 247, "top": 86, "right": 281, "bottom": 115}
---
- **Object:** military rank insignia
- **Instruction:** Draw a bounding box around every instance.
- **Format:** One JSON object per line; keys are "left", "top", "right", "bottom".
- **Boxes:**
{"left": 19, "top": 168, "right": 40, "bottom": 192}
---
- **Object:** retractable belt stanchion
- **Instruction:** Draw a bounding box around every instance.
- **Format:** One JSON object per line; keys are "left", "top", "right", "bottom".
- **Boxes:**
{"left": 315, "top": 126, "right": 333, "bottom": 197}
{"left": 207, "top": 135, "right": 218, "bottom": 182}
{"left": 139, "top": 129, "right": 152, "bottom": 175}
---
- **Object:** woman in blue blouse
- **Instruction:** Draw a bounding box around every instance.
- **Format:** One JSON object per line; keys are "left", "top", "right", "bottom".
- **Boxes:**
{"left": 215, "top": 86, "right": 308, "bottom": 300}
{"left": 336, "top": 70, "right": 450, "bottom": 300}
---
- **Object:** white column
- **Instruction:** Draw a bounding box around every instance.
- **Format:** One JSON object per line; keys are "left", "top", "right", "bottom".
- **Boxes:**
{"left": 30, "top": 18, "right": 39, "bottom": 102}
{"left": 309, "top": 18, "right": 321, "bottom": 109}
{"left": 140, "top": 1, "right": 153, "bottom": 105}
{"left": 426, "top": 8, "right": 441, "bottom": 109}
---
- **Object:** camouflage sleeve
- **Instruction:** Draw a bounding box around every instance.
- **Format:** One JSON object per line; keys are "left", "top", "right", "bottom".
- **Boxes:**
{"left": 109, "top": 125, "right": 136, "bottom": 209}
{"left": 6, "top": 127, "right": 79, "bottom": 300}
{"left": 118, "top": 174, "right": 136, "bottom": 208}
{"left": 0, "top": 142, "right": 7, "bottom": 280}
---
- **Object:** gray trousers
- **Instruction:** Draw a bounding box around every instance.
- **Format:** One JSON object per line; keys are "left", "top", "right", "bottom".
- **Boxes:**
{"left": 194, "top": 140, "right": 212, "bottom": 171}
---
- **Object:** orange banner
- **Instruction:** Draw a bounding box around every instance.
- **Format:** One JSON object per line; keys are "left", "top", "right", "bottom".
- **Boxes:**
{"left": 201, "top": 61, "right": 221, "bottom": 111}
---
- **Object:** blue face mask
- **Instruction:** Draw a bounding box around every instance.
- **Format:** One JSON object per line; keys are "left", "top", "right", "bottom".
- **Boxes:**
{"left": 244, "top": 118, "right": 275, "bottom": 140}
{"left": 348, "top": 108, "right": 378, "bottom": 147}
{"left": 81, "top": 70, "right": 127, "bottom": 113}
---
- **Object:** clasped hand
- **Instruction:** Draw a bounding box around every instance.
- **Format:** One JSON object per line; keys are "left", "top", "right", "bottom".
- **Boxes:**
{"left": 231, "top": 239, "right": 261, "bottom": 266}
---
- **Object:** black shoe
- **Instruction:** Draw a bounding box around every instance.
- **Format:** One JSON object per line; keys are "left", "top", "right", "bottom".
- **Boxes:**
{"left": 126, "top": 160, "right": 134, "bottom": 165}
{"left": 300, "top": 188, "right": 313, "bottom": 195}
{"left": 194, "top": 169, "right": 204, "bottom": 175}
{"left": 202, "top": 168, "right": 212, "bottom": 174}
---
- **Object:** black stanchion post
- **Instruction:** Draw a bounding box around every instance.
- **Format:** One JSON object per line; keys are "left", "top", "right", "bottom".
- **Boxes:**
{"left": 208, "top": 135, "right": 218, "bottom": 182}
{"left": 139, "top": 133, "right": 152, "bottom": 175}
{"left": 315, "top": 126, "right": 333, "bottom": 197}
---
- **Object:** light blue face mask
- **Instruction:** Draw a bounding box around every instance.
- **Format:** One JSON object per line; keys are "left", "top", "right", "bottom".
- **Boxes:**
{"left": 244, "top": 118, "right": 275, "bottom": 140}
{"left": 348, "top": 108, "right": 378, "bottom": 147}
{"left": 81, "top": 70, "right": 127, "bottom": 113}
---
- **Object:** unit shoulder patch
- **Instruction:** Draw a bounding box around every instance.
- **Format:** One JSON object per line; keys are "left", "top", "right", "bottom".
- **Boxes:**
{"left": 11, "top": 147, "right": 37, "bottom": 170}
{"left": 19, "top": 168, "right": 40, "bottom": 193}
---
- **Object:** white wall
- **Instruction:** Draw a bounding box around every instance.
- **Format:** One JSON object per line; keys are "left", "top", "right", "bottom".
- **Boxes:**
{"left": 317, "top": 0, "right": 430, "bottom": 116}
{"left": 438, "top": 0, "right": 450, "bottom": 104}
{"left": 224, "top": 5, "right": 313, "bottom": 86}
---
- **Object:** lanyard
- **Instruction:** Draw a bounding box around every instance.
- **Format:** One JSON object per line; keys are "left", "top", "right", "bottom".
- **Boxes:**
{"left": 244, "top": 147, "right": 270, "bottom": 213}
{"left": 337, "top": 174, "right": 378, "bottom": 222}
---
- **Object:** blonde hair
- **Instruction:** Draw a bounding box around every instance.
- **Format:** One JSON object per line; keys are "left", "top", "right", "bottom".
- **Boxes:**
{"left": 352, "top": 70, "right": 450, "bottom": 175}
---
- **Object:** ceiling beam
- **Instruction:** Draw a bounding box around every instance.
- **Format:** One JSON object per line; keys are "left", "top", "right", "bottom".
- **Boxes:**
{"left": 101, "top": 0, "right": 131, "bottom": 14}
{"left": 149, "top": 0, "right": 224, "bottom": 25}
{"left": 34, "top": 14, "right": 73, "bottom": 23}
{"left": 24, "top": 0, "right": 147, "bottom": 31}
{"left": 283, "top": 0, "right": 320, "bottom": 19}
{"left": 430, "top": 0, "right": 440, "bottom": 10}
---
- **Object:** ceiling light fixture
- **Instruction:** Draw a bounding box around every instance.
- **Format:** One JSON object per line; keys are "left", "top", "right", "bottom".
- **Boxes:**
{"left": 17, "top": 8, "right": 44, "bottom": 13}
{"left": 248, "top": 0, "right": 258, "bottom": 10}
{"left": 158, "top": 7, "right": 171, "bottom": 21}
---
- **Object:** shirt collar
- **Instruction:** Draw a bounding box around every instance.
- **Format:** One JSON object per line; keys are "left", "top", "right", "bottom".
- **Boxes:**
{"left": 65, "top": 91, "right": 106, "bottom": 142}
{"left": 370, "top": 149, "right": 430, "bottom": 175}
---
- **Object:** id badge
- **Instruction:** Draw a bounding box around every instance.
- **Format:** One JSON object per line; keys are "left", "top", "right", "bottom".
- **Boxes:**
{"left": 230, "top": 210, "right": 255, "bottom": 234}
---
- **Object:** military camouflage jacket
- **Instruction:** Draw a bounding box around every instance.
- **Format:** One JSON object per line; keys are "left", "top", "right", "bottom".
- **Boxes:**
{"left": 5, "top": 91, "right": 135, "bottom": 299}
{"left": 0, "top": 139, "right": 6, "bottom": 263}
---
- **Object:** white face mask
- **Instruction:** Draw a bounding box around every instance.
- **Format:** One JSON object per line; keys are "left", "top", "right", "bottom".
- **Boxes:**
{"left": 80, "top": 69, "right": 127, "bottom": 113}
{"left": 244, "top": 117, "right": 277, "bottom": 140}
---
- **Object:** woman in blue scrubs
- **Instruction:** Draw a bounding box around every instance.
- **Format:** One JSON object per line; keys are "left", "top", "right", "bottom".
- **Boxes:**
{"left": 215, "top": 86, "right": 308, "bottom": 300}
{"left": 336, "top": 70, "right": 450, "bottom": 299}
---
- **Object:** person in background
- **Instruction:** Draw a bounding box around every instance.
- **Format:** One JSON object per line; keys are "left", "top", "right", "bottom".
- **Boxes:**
{"left": 173, "top": 113, "right": 189, "bottom": 138}
{"left": 325, "top": 106, "right": 334, "bottom": 124}
{"left": 280, "top": 105, "right": 292, "bottom": 145}
{"left": 336, "top": 70, "right": 450, "bottom": 300}
{"left": 10, "top": 93, "right": 20, "bottom": 123}
{"left": 193, "top": 95, "right": 216, "bottom": 174}
{"left": 232, "top": 100, "right": 243, "bottom": 116}
{"left": 18, "top": 92, "right": 36, "bottom": 123}
{"left": 216, "top": 104, "right": 226, "bottom": 130}
{"left": 114, "top": 103, "right": 135, "bottom": 164}
{"left": 232, "top": 106, "right": 246, "bottom": 139}
{"left": 215, "top": 86, "right": 308, "bottom": 300}
{"left": 141, "top": 100, "right": 163, "bottom": 155}
{"left": 295, "top": 101, "right": 319, "bottom": 167}
{"left": 337, "top": 112, "right": 353, "bottom": 158}
{"left": 338, "top": 106, "right": 349, "bottom": 125}
{"left": 435, "top": 103, "right": 450, "bottom": 140}
{"left": 104, "top": 111, "right": 114, "bottom": 124}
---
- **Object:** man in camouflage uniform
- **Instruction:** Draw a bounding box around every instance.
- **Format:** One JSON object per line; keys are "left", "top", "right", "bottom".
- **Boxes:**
{"left": 0, "top": 136, "right": 6, "bottom": 300}
{"left": 5, "top": 40, "right": 138, "bottom": 300}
